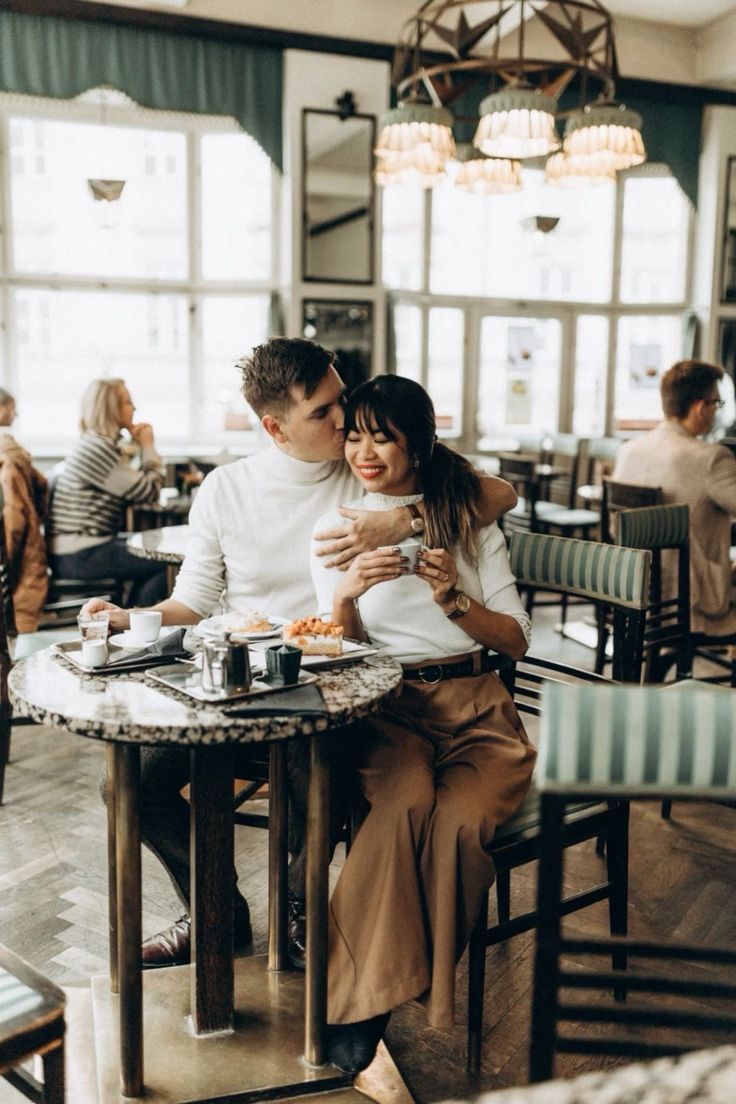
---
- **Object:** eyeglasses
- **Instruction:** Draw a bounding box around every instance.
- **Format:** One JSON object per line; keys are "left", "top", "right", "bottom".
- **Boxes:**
{"left": 705, "top": 398, "right": 726, "bottom": 408}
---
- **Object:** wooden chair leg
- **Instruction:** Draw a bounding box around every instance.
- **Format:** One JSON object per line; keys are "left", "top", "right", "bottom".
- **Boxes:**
{"left": 661, "top": 799, "right": 673, "bottom": 820}
{"left": 605, "top": 804, "right": 629, "bottom": 1000}
{"left": 466, "top": 894, "right": 489, "bottom": 1075}
{"left": 42, "top": 1039, "right": 65, "bottom": 1104}
{"left": 495, "top": 868, "right": 510, "bottom": 925}
{"left": 0, "top": 712, "right": 11, "bottom": 806}
{"left": 594, "top": 606, "right": 609, "bottom": 676}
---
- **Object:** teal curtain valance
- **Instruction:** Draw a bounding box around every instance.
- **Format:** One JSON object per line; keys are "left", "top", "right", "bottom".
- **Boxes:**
{"left": 0, "top": 10, "right": 283, "bottom": 170}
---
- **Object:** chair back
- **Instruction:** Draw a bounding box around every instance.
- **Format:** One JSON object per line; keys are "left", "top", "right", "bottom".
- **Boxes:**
{"left": 540, "top": 434, "right": 582, "bottom": 509}
{"left": 530, "top": 680, "right": 736, "bottom": 1081}
{"left": 509, "top": 531, "right": 650, "bottom": 682}
{"left": 618, "top": 503, "right": 691, "bottom": 680}
{"left": 581, "top": 436, "right": 620, "bottom": 488}
{"left": 600, "top": 478, "right": 661, "bottom": 543}
{"left": 498, "top": 455, "right": 540, "bottom": 535}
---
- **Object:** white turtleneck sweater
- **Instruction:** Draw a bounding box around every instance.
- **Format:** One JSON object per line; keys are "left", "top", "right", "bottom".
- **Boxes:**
{"left": 172, "top": 441, "right": 358, "bottom": 619}
{"left": 311, "top": 492, "right": 531, "bottom": 665}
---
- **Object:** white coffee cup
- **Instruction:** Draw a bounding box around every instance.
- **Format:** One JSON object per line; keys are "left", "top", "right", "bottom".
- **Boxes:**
{"left": 128, "top": 610, "right": 162, "bottom": 644}
{"left": 81, "top": 639, "right": 108, "bottom": 668}
{"left": 378, "top": 540, "right": 422, "bottom": 572}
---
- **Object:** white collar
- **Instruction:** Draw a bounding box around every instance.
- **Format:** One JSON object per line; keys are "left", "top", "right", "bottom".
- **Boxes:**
{"left": 362, "top": 491, "right": 424, "bottom": 510}
{"left": 263, "top": 439, "right": 344, "bottom": 487}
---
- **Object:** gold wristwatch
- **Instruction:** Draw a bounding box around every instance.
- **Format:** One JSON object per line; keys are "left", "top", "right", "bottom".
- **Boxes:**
{"left": 406, "top": 502, "right": 425, "bottom": 534}
{"left": 446, "top": 591, "right": 471, "bottom": 620}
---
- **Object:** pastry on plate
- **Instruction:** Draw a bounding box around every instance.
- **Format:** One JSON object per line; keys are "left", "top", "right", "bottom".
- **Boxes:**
{"left": 283, "top": 616, "right": 344, "bottom": 656}
{"left": 226, "top": 610, "right": 273, "bottom": 634}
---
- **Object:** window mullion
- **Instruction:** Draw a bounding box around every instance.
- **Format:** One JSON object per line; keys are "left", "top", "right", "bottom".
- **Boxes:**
{"left": 188, "top": 129, "right": 203, "bottom": 442}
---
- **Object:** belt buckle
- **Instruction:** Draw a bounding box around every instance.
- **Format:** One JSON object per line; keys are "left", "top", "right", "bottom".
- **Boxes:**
{"left": 418, "top": 664, "right": 443, "bottom": 685}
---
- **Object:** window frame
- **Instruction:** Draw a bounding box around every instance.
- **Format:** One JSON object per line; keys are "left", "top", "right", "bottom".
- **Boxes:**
{"left": 0, "top": 91, "right": 280, "bottom": 452}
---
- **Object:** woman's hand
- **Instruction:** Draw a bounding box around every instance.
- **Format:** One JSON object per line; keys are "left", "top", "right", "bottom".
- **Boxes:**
{"left": 314, "top": 505, "right": 414, "bottom": 569}
{"left": 130, "top": 422, "right": 155, "bottom": 449}
{"left": 415, "top": 547, "right": 459, "bottom": 608}
{"left": 334, "top": 548, "right": 406, "bottom": 602}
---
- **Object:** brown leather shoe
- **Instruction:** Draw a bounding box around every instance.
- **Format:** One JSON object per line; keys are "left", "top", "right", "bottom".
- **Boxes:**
{"left": 142, "top": 910, "right": 253, "bottom": 969}
{"left": 287, "top": 893, "right": 306, "bottom": 970}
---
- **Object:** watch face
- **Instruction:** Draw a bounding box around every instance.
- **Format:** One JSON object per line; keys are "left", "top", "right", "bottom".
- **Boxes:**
{"left": 457, "top": 592, "right": 470, "bottom": 613}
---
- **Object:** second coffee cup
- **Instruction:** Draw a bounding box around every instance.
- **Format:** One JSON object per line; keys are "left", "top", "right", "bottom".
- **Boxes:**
{"left": 128, "top": 610, "right": 162, "bottom": 644}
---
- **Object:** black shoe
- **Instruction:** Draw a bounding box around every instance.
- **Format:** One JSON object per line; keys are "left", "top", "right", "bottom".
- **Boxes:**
{"left": 141, "top": 908, "right": 252, "bottom": 970}
{"left": 327, "top": 1012, "right": 390, "bottom": 1074}
{"left": 287, "top": 892, "right": 306, "bottom": 970}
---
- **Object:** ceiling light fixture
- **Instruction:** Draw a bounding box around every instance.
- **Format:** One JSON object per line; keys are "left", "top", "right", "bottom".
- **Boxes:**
{"left": 453, "top": 144, "right": 522, "bottom": 194}
{"left": 376, "top": 0, "right": 646, "bottom": 190}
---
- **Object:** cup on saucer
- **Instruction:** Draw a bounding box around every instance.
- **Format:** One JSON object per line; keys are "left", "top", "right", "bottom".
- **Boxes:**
{"left": 128, "top": 610, "right": 162, "bottom": 645}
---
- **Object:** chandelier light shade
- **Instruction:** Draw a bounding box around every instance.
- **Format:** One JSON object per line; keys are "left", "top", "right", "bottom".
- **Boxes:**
{"left": 474, "top": 88, "right": 560, "bottom": 160}
{"left": 454, "top": 145, "right": 522, "bottom": 194}
{"left": 377, "top": 1, "right": 647, "bottom": 191}
{"left": 563, "top": 104, "right": 646, "bottom": 172}
{"left": 544, "top": 151, "right": 615, "bottom": 188}
{"left": 374, "top": 151, "right": 448, "bottom": 189}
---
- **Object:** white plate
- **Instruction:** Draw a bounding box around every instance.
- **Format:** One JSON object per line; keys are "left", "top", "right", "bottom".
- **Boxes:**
{"left": 195, "top": 613, "right": 288, "bottom": 642}
{"left": 109, "top": 632, "right": 153, "bottom": 650}
{"left": 248, "top": 638, "right": 377, "bottom": 669}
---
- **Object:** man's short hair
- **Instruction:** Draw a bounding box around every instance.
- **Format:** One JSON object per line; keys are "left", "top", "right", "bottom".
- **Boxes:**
{"left": 237, "top": 338, "right": 336, "bottom": 419}
{"left": 660, "top": 359, "right": 724, "bottom": 419}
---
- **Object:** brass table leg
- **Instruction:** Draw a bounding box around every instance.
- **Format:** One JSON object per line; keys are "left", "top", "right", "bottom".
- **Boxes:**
{"left": 190, "top": 746, "right": 235, "bottom": 1035}
{"left": 106, "top": 745, "right": 118, "bottom": 995}
{"left": 305, "top": 734, "right": 329, "bottom": 1067}
{"left": 115, "top": 744, "right": 143, "bottom": 1097}
{"left": 268, "top": 742, "right": 289, "bottom": 971}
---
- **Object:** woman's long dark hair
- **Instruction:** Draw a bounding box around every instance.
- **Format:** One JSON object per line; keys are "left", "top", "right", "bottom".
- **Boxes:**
{"left": 344, "top": 375, "right": 483, "bottom": 561}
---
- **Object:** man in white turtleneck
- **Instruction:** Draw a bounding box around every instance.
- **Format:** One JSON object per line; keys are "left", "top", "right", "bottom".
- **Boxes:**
{"left": 85, "top": 338, "right": 517, "bottom": 973}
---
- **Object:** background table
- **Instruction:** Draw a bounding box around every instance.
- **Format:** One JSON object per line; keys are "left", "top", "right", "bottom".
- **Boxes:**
{"left": 9, "top": 647, "right": 402, "bottom": 1104}
{"left": 126, "top": 524, "right": 190, "bottom": 594}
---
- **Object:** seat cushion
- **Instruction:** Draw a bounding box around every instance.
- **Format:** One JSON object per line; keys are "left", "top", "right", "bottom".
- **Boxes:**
{"left": 491, "top": 782, "right": 603, "bottom": 844}
{"left": 540, "top": 508, "right": 600, "bottom": 528}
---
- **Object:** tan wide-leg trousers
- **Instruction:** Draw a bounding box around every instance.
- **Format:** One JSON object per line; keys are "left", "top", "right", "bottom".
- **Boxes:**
{"left": 327, "top": 671, "right": 536, "bottom": 1029}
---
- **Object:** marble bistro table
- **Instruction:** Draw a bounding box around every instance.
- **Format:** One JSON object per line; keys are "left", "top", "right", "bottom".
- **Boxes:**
{"left": 8, "top": 646, "right": 402, "bottom": 1104}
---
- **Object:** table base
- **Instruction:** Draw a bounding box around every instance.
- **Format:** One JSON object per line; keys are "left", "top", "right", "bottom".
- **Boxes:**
{"left": 91, "top": 956, "right": 412, "bottom": 1104}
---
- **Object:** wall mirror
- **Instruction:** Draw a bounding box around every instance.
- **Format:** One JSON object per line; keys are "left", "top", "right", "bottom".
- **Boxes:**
{"left": 302, "top": 299, "right": 373, "bottom": 392}
{"left": 721, "top": 156, "right": 736, "bottom": 302}
{"left": 302, "top": 108, "right": 375, "bottom": 284}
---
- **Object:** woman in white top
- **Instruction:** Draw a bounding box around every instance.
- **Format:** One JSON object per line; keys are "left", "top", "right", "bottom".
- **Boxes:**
{"left": 310, "top": 375, "right": 536, "bottom": 1074}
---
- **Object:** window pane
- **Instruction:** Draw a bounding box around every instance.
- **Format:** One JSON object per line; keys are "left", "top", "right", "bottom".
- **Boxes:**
{"left": 201, "top": 134, "right": 273, "bottom": 281}
{"left": 393, "top": 303, "right": 422, "bottom": 383}
{"left": 614, "top": 315, "right": 682, "bottom": 431}
{"left": 477, "top": 316, "right": 562, "bottom": 448}
{"left": 430, "top": 169, "right": 614, "bottom": 302}
{"left": 381, "top": 185, "right": 424, "bottom": 290}
{"left": 427, "top": 308, "right": 463, "bottom": 437}
{"left": 619, "top": 175, "right": 689, "bottom": 303}
{"left": 574, "top": 315, "right": 609, "bottom": 437}
{"left": 201, "top": 295, "right": 270, "bottom": 442}
{"left": 14, "top": 289, "right": 189, "bottom": 446}
{"left": 10, "top": 117, "right": 187, "bottom": 278}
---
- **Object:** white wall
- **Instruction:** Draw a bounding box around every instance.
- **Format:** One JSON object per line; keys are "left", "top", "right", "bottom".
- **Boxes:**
{"left": 282, "top": 49, "right": 390, "bottom": 371}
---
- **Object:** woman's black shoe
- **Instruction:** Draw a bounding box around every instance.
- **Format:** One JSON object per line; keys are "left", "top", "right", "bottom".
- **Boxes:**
{"left": 327, "top": 1012, "right": 390, "bottom": 1074}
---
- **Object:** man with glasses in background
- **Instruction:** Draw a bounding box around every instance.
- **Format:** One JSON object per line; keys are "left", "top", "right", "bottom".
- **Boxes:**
{"left": 613, "top": 358, "right": 736, "bottom": 639}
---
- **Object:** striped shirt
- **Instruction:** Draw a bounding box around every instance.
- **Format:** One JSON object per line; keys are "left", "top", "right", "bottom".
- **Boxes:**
{"left": 49, "top": 432, "right": 165, "bottom": 554}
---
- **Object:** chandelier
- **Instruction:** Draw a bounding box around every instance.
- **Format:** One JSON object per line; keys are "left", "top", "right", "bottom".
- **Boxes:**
{"left": 376, "top": 0, "right": 646, "bottom": 191}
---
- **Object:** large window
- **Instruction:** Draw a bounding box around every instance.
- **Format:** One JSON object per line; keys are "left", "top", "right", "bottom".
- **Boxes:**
{"left": 384, "top": 165, "right": 692, "bottom": 451}
{"left": 2, "top": 92, "right": 278, "bottom": 450}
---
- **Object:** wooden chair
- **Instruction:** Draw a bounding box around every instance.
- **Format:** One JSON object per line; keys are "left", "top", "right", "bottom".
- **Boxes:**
{"left": 529, "top": 681, "right": 736, "bottom": 1083}
{"left": 580, "top": 436, "right": 620, "bottom": 494}
{"left": 497, "top": 455, "right": 542, "bottom": 539}
{"left": 599, "top": 478, "right": 661, "bottom": 545}
{"left": 465, "top": 532, "right": 651, "bottom": 1073}
{"left": 0, "top": 943, "right": 65, "bottom": 1102}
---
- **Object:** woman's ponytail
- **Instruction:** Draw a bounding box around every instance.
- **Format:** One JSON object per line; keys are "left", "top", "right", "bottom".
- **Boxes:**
{"left": 422, "top": 443, "right": 482, "bottom": 562}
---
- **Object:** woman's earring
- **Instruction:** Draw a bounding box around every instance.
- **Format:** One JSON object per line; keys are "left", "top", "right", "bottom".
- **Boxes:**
{"left": 413, "top": 457, "right": 420, "bottom": 468}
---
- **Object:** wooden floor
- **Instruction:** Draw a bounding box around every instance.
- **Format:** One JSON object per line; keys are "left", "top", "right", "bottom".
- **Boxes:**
{"left": 1, "top": 604, "right": 735, "bottom": 1103}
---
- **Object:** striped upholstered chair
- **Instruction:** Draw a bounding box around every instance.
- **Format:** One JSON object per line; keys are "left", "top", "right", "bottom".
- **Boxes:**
{"left": 465, "top": 533, "right": 651, "bottom": 1073}
{"left": 530, "top": 681, "right": 736, "bottom": 1082}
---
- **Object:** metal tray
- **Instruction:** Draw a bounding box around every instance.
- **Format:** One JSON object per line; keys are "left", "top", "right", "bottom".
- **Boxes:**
{"left": 144, "top": 663, "right": 318, "bottom": 704}
{"left": 53, "top": 639, "right": 189, "bottom": 674}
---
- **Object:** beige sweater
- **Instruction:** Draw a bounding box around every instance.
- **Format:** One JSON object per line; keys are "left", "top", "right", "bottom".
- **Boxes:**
{"left": 613, "top": 420, "right": 736, "bottom": 636}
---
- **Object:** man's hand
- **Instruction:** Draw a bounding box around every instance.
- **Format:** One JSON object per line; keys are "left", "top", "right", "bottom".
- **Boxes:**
{"left": 314, "top": 506, "right": 414, "bottom": 569}
{"left": 79, "top": 598, "right": 130, "bottom": 632}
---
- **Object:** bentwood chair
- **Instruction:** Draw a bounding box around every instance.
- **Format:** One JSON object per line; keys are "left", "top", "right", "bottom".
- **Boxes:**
{"left": 465, "top": 532, "right": 651, "bottom": 1073}
{"left": 535, "top": 435, "right": 600, "bottom": 540}
{"left": 529, "top": 681, "right": 736, "bottom": 1083}
{"left": 0, "top": 943, "right": 65, "bottom": 1102}
{"left": 599, "top": 478, "right": 662, "bottom": 545}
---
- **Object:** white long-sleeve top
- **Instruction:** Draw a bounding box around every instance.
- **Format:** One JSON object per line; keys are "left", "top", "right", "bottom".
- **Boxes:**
{"left": 311, "top": 492, "right": 531, "bottom": 665}
{"left": 172, "top": 441, "right": 358, "bottom": 619}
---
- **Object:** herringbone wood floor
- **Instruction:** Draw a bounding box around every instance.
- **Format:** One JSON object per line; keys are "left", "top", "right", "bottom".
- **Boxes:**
{"left": 1, "top": 606, "right": 735, "bottom": 1102}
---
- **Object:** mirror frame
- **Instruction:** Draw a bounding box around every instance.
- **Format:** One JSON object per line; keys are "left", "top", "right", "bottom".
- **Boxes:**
{"left": 301, "top": 107, "right": 376, "bottom": 286}
{"left": 720, "top": 155, "right": 736, "bottom": 304}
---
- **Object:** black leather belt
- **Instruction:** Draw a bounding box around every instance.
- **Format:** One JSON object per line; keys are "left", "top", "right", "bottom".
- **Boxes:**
{"left": 402, "top": 651, "right": 501, "bottom": 685}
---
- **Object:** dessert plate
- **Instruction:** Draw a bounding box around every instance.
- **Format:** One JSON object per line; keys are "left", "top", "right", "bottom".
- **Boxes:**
{"left": 195, "top": 613, "right": 288, "bottom": 641}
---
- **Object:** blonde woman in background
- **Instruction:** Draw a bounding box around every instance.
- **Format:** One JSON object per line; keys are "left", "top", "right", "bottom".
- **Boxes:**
{"left": 48, "top": 378, "right": 168, "bottom": 606}
{"left": 0, "top": 387, "right": 49, "bottom": 631}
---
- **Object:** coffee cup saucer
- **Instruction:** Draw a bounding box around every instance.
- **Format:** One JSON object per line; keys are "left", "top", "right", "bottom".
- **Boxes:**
{"left": 109, "top": 631, "right": 152, "bottom": 651}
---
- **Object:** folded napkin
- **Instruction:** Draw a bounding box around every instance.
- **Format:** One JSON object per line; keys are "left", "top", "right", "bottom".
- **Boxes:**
{"left": 97, "top": 627, "right": 191, "bottom": 673}
{"left": 223, "top": 683, "right": 328, "bottom": 718}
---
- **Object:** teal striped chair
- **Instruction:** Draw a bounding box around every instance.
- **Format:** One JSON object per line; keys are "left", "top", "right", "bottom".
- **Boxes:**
{"left": 530, "top": 681, "right": 736, "bottom": 1083}
{"left": 466, "top": 533, "right": 651, "bottom": 1073}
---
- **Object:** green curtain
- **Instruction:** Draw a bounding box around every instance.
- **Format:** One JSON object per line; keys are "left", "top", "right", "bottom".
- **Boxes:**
{"left": 617, "top": 82, "right": 702, "bottom": 209}
{"left": 0, "top": 10, "right": 283, "bottom": 169}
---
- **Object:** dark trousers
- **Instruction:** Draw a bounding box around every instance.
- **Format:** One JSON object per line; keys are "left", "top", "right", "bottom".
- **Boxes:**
{"left": 51, "top": 536, "right": 168, "bottom": 607}
{"left": 101, "top": 728, "right": 358, "bottom": 916}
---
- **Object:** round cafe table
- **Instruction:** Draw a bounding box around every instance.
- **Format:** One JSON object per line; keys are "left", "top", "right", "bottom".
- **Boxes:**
{"left": 126, "top": 524, "right": 190, "bottom": 594}
{"left": 9, "top": 647, "right": 402, "bottom": 1104}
